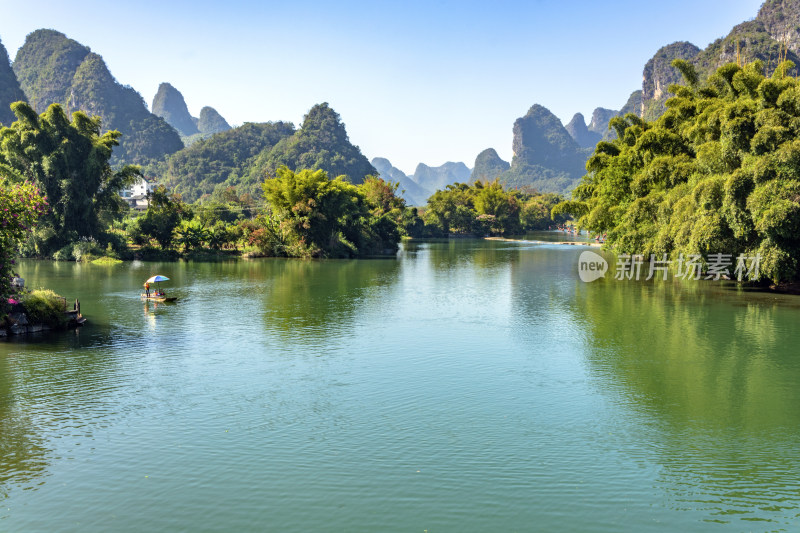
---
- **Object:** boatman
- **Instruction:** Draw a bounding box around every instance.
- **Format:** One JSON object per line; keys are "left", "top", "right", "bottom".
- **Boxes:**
{"left": 145, "top": 282, "right": 150, "bottom": 297}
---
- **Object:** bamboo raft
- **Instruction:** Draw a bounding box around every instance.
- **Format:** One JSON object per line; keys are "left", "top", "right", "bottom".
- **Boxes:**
{"left": 141, "top": 294, "right": 177, "bottom": 302}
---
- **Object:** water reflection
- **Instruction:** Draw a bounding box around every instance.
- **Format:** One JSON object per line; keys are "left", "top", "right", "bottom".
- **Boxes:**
{"left": 0, "top": 355, "right": 51, "bottom": 501}
{"left": 0, "top": 328, "right": 128, "bottom": 505}
{"left": 569, "top": 279, "right": 800, "bottom": 525}
{"left": 260, "top": 258, "right": 401, "bottom": 344}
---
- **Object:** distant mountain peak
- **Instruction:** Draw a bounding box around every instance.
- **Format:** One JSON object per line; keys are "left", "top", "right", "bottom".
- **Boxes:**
{"left": 470, "top": 148, "right": 509, "bottom": 183}
{"left": 588, "top": 108, "right": 618, "bottom": 135}
{"left": 412, "top": 161, "right": 471, "bottom": 192}
{"left": 152, "top": 82, "right": 199, "bottom": 137}
{"left": 197, "top": 106, "right": 230, "bottom": 134}
{"left": 499, "top": 102, "right": 590, "bottom": 193}
{"left": 565, "top": 113, "right": 598, "bottom": 149}
{"left": 371, "top": 157, "right": 430, "bottom": 206}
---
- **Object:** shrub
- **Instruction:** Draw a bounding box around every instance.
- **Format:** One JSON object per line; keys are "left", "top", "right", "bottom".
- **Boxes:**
{"left": 72, "top": 238, "right": 103, "bottom": 262}
{"left": 20, "top": 289, "right": 69, "bottom": 327}
{"left": 52, "top": 245, "right": 74, "bottom": 261}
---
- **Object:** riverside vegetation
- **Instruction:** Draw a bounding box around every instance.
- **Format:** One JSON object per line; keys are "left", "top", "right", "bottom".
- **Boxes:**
{"left": 0, "top": 100, "right": 566, "bottom": 298}
{"left": 554, "top": 59, "right": 800, "bottom": 284}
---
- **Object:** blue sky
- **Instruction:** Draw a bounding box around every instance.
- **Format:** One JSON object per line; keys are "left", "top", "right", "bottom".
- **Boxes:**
{"left": 0, "top": 0, "right": 765, "bottom": 174}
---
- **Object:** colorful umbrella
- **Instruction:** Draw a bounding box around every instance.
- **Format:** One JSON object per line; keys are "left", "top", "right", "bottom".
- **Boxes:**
{"left": 145, "top": 275, "right": 170, "bottom": 283}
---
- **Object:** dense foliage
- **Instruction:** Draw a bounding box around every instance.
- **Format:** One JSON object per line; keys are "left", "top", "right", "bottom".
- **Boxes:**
{"left": 255, "top": 167, "right": 400, "bottom": 258}
{"left": 555, "top": 59, "right": 800, "bottom": 283}
{"left": 423, "top": 180, "right": 567, "bottom": 237}
{"left": 20, "top": 289, "right": 68, "bottom": 327}
{"left": 0, "top": 102, "right": 139, "bottom": 257}
{"left": 130, "top": 186, "right": 193, "bottom": 249}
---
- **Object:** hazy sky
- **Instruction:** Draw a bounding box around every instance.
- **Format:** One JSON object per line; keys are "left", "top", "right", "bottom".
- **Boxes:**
{"left": 0, "top": 0, "right": 765, "bottom": 174}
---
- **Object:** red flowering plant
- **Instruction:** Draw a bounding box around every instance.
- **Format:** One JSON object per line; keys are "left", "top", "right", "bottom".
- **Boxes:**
{"left": 0, "top": 178, "right": 48, "bottom": 300}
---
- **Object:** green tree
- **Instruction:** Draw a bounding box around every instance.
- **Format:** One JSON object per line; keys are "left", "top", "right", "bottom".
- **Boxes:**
{"left": 176, "top": 219, "right": 210, "bottom": 252}
{"left": 261, "top": 166, "right": 400, "bottom": 258}
{"left": 358, "top": 176, "right": 406, "bottom": 215}
{"left": 421, "top": 180, "right": 561, "bottom": 237}
{"left": 474, "top": 179, "right": 522, "bottom": 235}
{"left": 424, "top": 183, "right": 476, "bottom": 235}
{"left": 0, "top": 102, "right": 139, "bottom": 256}
{"left": 136, "top": 186, "right": 193, "bottom": 249}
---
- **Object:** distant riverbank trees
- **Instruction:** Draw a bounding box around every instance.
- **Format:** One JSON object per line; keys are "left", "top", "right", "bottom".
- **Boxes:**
{"left": 422, "top": 180, "right": 568, "bottom": 237}
{"left": 553, "top": 59, "right": 800, "bottom": 284}
{"left": 249, "top": 167, "right": 401, "bottom": 258}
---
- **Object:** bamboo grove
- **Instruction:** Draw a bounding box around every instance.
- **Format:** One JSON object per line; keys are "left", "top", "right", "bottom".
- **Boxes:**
{"left": 555, "top": 59, "right": 800, "bottom": 283}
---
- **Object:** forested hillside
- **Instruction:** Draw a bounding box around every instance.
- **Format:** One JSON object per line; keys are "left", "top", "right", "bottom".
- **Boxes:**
{"left": 159, "top": 121, "right": 295, "bottom": 202}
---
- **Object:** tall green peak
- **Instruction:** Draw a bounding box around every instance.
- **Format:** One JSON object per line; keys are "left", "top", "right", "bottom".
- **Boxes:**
{"left": 13, "top": 29, "right": 90, "bottom": 113}
{"left": 151, "top": 82, "right": 199, "bottom": 137}
{"left": 637, "top": 2, "right": 800, "bottom": 123}
{"left": 197, "top": 106, "right": 230, "bottom": 135}
{"left": 512, "top": 104, "right": 585, "bottom": 172}
{"left": 640, "top": 41, "right": 701, "bottom": 120}
{"left": 695, "top": 19, "right": 800, "bottom": 78}
{"left": 757, "top": 0, "right": 800, "bottom": 54}
{"left": 250, "top": 103, "right": 376, "bottom": 184}
{"left": 0, "top": 37, "right": 27, "bottom": 125}
{"left": 470, "top": 149, "right": 509, "bottom": 183}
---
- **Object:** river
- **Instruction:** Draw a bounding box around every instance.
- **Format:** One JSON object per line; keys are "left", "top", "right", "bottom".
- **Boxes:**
{"left": 2, "top": 236, "right": 800, "bottom": 531}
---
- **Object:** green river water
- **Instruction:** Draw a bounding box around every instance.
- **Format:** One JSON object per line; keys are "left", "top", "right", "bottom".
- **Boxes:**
{"left": 2, "top": 235, "right": 800, "bottom": 532}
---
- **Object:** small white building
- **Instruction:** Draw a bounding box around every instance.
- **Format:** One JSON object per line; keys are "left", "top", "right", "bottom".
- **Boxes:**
{"left": 120, "top": 177, "right": 158, "bottom": 210}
